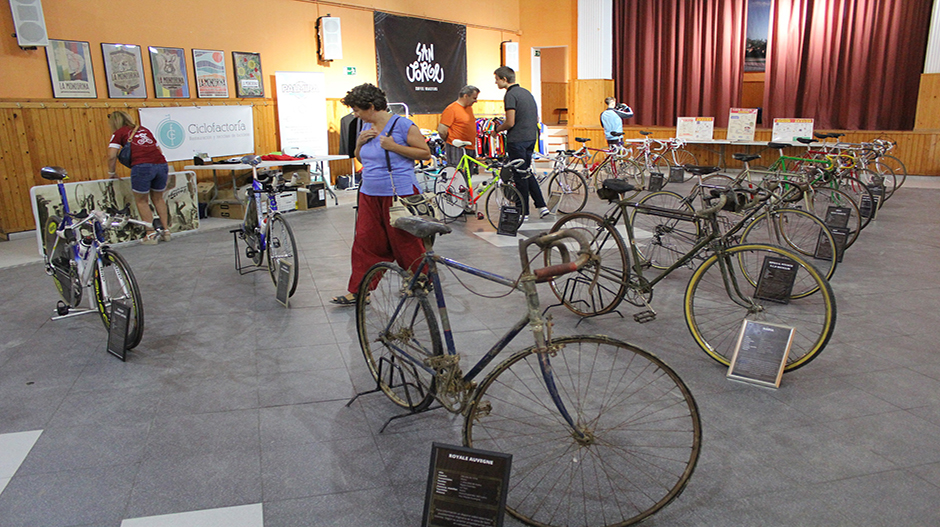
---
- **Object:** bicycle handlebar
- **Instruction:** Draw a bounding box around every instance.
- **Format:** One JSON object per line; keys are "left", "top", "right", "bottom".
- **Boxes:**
{"left": 523, "top": 229, "right": 595, "bottom": 283}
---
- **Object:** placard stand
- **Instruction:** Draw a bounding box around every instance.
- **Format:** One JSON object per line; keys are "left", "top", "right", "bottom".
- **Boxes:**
{"left": 497, "top": 204, "right": 522, "bottom": 236}
{"left": 423, "top": 443, "right": 512, "bottom": 527}
{"left": 727, "top": 320, "right": 795, "bottom": 388}
{"left": 754, "top": 256, "right": 798, "bottom": 304}
{"left": 275, "top": 259, "right": 292, "bottom": 307}
{"left": 106, "top": 299, "right": 131, "bottom": 361}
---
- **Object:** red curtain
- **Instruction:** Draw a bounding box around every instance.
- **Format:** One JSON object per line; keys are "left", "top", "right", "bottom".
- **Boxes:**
{"left": 614, "top": 0, "right": 747, "bottom": 127}
{"left": 764, "top": 0, "right": 932, "bottom": 130}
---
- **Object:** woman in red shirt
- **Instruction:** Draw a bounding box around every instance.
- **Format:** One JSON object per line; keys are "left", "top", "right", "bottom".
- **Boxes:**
{"left": 106, "top": 110, "right": 170, "bottom": 244}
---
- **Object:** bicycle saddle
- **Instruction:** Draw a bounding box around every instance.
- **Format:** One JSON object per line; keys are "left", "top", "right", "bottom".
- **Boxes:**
{"left": 767, "top": 142, "right": 791, "bottom": 149}
{"left": 392, "top": 216, "right": 452, "bottom": 239}
{"left": 683, "top": 165, "right": 721, "bottom": 176}
{"left": 574, "top": 137, "right": 591, "bottom": 143}
{"left": 732, "top": 153, "right": 760, "bottom": 163}
{"left": 639, "top": 131, "right": 652, "bottom": 136}
{"left": 41, "top": 166, "right": 68, "bottom": 181}
{"left": 795, "top": 137, "right": 815, "bottom": 144}
{"left": 602, "top": 178, "right": 635, "bottom": 194}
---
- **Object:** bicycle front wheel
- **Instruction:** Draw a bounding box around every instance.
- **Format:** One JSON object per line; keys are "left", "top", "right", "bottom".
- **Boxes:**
{"left": 484, "top": 180, "right": 524, "bottom": 229}
{"left": 464, "top": 335, "right": 701, "bottom": 527}
{"left": 94, "top": 247, "right": 145, "bottom": 349}
{"left": 356, "top": 262, "right": 441, "bottom": 411}
{"left": 547, "top": 212, "right": 629, "bottom": 317}
{"left": 435, "top": 168, "right": 470, "bottom": 219}
{"left": 546, "top": 169, "right": 588, "bottom": 214}
{"left": 740, "top": 208, "right": 838, "bottom": 281}
{"left": 265, "top": 214, "right": 300, "bottom": 297}
{"left": 631, "top": 191, "right": 700, "bottom": 270}
{"left": 684, "top": 243, "right": 836, "bottom": 371}
{"left": 806, "top": 187, "right": 862, "bottom": 249}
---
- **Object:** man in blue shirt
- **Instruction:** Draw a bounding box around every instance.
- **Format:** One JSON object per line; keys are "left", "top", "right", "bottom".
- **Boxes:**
{"left": 600, "top": 97, "right": 634, "bottom": 146}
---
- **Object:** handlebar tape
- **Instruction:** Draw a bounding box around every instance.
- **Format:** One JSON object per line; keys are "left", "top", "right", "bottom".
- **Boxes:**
{"left": 534, "top": 262, "right": 578, "bottom": 283}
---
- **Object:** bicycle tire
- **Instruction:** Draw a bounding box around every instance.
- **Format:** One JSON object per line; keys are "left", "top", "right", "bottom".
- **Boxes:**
{"left": 615, "top": 157, "right": 646, "bottom": 190}
{"left": 876, "top": 154, "right": 907, "bottom": 195}
{"left": 484, "top": 180, "right": 524, "bottom": 230}
{"left": 94, "top": 247, "right": 145, "bottom": 349}
{"left": 866, "top": 160, "right": 898, "bottom": 201}
{"left": 671, "top": 148, "right": 698, "bottom": 167}
{"left": 830, "top": 173, "right": 876, "bottom": 230}
{"left": 243, "top": 198, "right": 264, "bottom": 265}
{"left": 435, "top": 167, "right": 470, "bottom": 219}
{"left": 631, "top": 191, "right": 701, "bottom": 270}
{"left": 356, "top": 262, "right": 441, "bottom": 411}
{"left": 806, "top": 187, "right": 862, "bottom": 249}
{"left": 546, "top": 168, "right": 588, "bottom": 214}
{"left": 463, "top": 335, "right": 701, "bottom": 527}
{"left": 265, "top": 214, "right": 300, "bottom": 298}
{"left": 645, "top": 153, "right": 671, "bottom": 179}
{"left": 591, "top": 158, "right": 614, "bottom": 190}
{"left": 44, "top": 215, "right": 77, "bottom": 305}
{"left": 684, "top": 243, "right": 836, "bottom": 371}
{"left": 740, "top": 208, "right": 838, "bottom": 282}
{"left": 547, "top": 212, "right": 629, "bottom": 317}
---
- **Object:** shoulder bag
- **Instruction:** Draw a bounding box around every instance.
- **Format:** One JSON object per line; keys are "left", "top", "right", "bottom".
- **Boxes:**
{"left": 384, "top": 117, "right": 440, "bottom": 226}
{"left": 117, "top": 125, "right": 139, "bottom": 168}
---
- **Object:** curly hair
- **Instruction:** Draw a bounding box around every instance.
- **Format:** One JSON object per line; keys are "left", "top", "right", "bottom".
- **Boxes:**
{"left": 341, "top": 83, "right": 388, "bottom": 111}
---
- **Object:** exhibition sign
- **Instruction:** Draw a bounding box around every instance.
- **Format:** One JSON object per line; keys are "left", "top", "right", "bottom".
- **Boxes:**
{"left": 274, "top": 71, "right": 329, "bottom": 160}
{"left": 375, "top": 12, "right": 467, "bottom": 114}
{"left": 139, "top": 106, "right": 254, "bottom": 162}
{"left": 771, "top": 118, "right": 814, "bottom": 142}
{"left": 676, "top": 117, "right": 714, "bottom": 141}
{"left": 727, "top": 108, "right": 758, "bottom": 142}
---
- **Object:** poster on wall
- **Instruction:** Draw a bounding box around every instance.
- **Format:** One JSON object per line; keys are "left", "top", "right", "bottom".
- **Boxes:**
{"left": 149, "top": 46, "right": 190, "bottom": 98}
{"left": 102, "top": 43, "right": 147, "bottom": 98}
{"left": 45, "top": 40, "right": 97, "bottom": 98}
{"left": 374, "top": 12, "right": 467, "bottom": 114}
{"left": 139, "top": 106, "right": 254, "bottom": 162}
{"left": 727, "top": 108, "right": 758, "bottom": 142}
{"left": 274, "top": 71, "right": 328, "bottom": 161}
{"left": 193, "top": 49, "right": 229, "bottom": 98}
{"left": 232, "top": 51, "right": 264, "bottom": 97}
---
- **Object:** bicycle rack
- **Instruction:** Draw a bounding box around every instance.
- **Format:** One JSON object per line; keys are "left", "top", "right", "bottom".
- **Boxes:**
{"left": 346, "top": 355, "right": 444, "bottom": 433}
{"left": 542, "top": 274, "right": 624, "bottom": 327}
{"left": 230, "top": 228, "right": 267, "bottom": 276}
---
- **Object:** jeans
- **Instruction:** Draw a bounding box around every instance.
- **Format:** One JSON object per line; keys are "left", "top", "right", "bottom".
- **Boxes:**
{"left": 505, "top": 140, "right": 545, "bottom": 215}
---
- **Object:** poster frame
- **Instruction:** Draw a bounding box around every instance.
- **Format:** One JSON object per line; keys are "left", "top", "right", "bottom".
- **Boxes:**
{"left": 45, "top": 39, "right": 98, "bottom": 98}
{"left": 149, "top": 46, "right": 190, "bottom": 98}
{"left": 192, "top": 48, "right": 230, "bottom": 98}
{"left": 232, "top": 51, "right": 264, "bottom": 98}
{"left": 101, "top": 43, "right": 147, "bottom": 99}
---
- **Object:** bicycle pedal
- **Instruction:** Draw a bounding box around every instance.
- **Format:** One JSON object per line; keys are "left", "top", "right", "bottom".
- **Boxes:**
{"left": 633, "top": 310, "right": 656, "bottom": 323}
{"left": 475, "top": 212, "right": 484, "bottom": 220}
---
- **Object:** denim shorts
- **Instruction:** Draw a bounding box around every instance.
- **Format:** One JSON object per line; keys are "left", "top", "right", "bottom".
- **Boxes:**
{"left": 131, "top": 163, "right": 169, "bottom": 193}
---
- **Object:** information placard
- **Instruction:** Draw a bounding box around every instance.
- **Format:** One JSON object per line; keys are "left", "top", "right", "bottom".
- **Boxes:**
{"left": 813, "top": 226, "right": 847, "bottom": 263}
{"left": 676, "top": 117, "right": 715, "bottom": 141}
{"left": 859, "top": 184, "right": 884, "bottom": 220}
{"left": 824, "top": 206, "right": 852, "bottom": 229}
{"left": 727, "top": 319, "right": 795, "bottom": 388}
{"left": 727, "top": 108, "right": 758, "bottom": 142}
{"left": 497, "top": 205, "right": 522, "bottom": 237}
{"left": 106, "top": 299, "right": 130, "bottom": 361}
{"left": 754, "top": 256, "right": 798, "bottom": 304}
{"left": 771, "top": 118, "right": 814, "bottom": 142}
{"left": 275, "top": 259, "right": 292, "bottom": 307}
{"left": 423, "top": 443, "right": 512, "bottom": 527}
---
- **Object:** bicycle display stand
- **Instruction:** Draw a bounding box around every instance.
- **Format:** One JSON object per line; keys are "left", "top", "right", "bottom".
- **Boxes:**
{"left": 230, "top": 228, "right": 267, "bottom": 276}
{"left": 346, "top": 355, "right": 445, "bottom": 433}
{"left": 542, "top": 275, "right": 624, "bottom": 326}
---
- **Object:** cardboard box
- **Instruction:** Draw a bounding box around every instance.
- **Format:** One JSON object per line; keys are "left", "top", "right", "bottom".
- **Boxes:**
{"left": 276, "top": 191, "right": 297, "bottom": 212}
{"left": 208, "top": 201, "right": 246, "bottom": 219}
{"left": 196, "top": 182, "right": 215, "bottom": 203}
{"left": 282, "top": 166, "right": 311, "bottom": 186}
{"left": 306, "top": 182, "right": 327, "bottom": 209}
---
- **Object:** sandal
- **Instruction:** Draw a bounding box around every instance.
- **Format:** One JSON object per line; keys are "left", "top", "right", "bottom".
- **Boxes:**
{"left": 140, "top": 231, "right": 159, "bottom": 245}
{"left": 329, "top": 293, "right": 370, "bottom": 306}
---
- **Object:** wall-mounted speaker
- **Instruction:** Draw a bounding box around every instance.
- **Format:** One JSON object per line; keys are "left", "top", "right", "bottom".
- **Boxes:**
{"left": 8, "top": 0, "right": 48, "bottom": 48}
{"left": 501, "top": 41, "right": 520, "bottom": 72}
{"left": 317, "top": 16, "right": 342, "bottom": 61}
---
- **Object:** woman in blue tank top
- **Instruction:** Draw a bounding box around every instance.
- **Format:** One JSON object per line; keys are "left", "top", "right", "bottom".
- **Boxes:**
{"left": 331, "top": 84, "right": 431, "bottom": 305}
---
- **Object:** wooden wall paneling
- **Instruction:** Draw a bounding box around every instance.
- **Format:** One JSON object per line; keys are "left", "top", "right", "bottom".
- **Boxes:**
{"left": 915, "top": 73, "right": 940, "bottom": 130}
{"left": 541, "top": 82, "right": 568, "bottom": 124}
{"left": 570, "top": 79, "right": 613, "bottom": 127}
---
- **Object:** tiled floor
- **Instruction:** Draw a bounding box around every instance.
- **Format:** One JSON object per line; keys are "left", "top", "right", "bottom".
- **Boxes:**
{"left": 2, "top": 177, "right": 940, "bottom": 526}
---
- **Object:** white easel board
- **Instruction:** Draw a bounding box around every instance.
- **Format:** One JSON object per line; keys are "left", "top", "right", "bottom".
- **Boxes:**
{"left": 727, "top": 108, "right": 758, "bottom": 142}
{"left": 676, "top": 117, "right": 715, "bottom": 141}
{"left": 771, "top": 118, "right": 814, "bottom": 142}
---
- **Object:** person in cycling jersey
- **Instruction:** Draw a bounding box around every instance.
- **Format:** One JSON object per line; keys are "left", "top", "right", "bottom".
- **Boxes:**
{"left": 600, "top": 97, "right": 634, "bottom": 146}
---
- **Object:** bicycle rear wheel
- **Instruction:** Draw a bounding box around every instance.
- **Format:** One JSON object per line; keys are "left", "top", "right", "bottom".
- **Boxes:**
{"left": 94, "top": 247, "right": 145, "bottom": 349}
{"left": 435, "top": 168, "right": 470, "bottom": 219}
{"left": 265, "top": 214, "right": 300, "bottom": 297}
{"left": 547, "top": 213, "right": 629, "bottom": 317}
{"left": 806, "top": 187, "right": 862, "bottom": 249}
{"left": 356, "top": 262, "right": 441, "bottom": 411}
{"left": 243, "top": 198, "right": 264, "bottom": 265}
{"left": 464, "top": 335, "right": 701, "bottom": 527}
{"left": 684, "top": 243, "right": 836, "bottom": 371}
{"left": 546, "top": 169, "right": 587, "bottom": 214}
{"left": 484, "top": 180, "right": 524, "bottom": 229}
{"left": 631, "top": 191, "right": 700, "bottom": 270}
{"left": 740, "top": 208, "right": 838, "bottom": 281}
{"left": 876, "top": 154, "right": 907, "bottom": 196}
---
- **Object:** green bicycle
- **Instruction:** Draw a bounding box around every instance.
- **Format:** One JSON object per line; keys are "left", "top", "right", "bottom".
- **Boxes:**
{"left": 434, "top": 141, "right": 524, "bottom": 228}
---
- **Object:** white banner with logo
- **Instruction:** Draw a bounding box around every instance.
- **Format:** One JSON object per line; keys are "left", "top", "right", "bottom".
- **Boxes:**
{"left": 139, "top": 106, "right": 254, "bottom": 162}
{"left": 275, "top": 71, "right": 328, "bottom": 158}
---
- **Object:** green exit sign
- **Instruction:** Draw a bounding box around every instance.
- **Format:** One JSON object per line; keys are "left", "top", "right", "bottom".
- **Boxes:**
{"left": 346, "top": 67, "right": 356, "bottom": 75}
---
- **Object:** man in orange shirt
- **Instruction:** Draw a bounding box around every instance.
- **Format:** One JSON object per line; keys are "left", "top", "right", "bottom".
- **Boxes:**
{"left": 438, "top": 85, "right": 479, "bottom": 167}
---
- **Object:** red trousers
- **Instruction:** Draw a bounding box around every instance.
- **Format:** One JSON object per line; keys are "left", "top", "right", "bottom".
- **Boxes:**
{"left": 346, "top": 192, "right": 425, "bottom": 294}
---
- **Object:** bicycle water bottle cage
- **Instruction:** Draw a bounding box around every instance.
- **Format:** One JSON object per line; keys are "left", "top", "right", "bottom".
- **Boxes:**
{"left": 598, "top": 179, "right": 635, "bottom": 201}
{"left": 41, "top": 166, "right": 68, "bottom": 181}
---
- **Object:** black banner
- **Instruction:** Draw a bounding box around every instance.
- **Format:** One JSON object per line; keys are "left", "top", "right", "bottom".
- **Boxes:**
{"left": 375, "top": 12, "right": 467, "bottom": 115}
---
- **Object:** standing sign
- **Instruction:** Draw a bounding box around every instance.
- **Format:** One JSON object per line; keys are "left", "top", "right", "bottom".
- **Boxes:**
{"left": 275, "top": 72, "right": 329, "bottom": 169}
{"left": 727, "top": 320, "right": 795, "bottom": 388}
{"left": 423, "top": 443, "right": 511, "bottom": 527}
{"left": 275, "top": 259, "right": 291, "bottom": 307}
{"left": 375, "top": 12, "right": 467, "bottom": 114}
{"left": 107, "top": 300, "right": 131, "bottom": 361}
{"left": 771, "top": 118, "right": 814, "bottom": 142}
{"left": 676, "top": 117, "right": 714, "bottom": 141}
{"left": 140, "top": 106, "right": 254, "bottom": 162}
{"left": 727, "top": 108, "right": 758, "bottom": 142}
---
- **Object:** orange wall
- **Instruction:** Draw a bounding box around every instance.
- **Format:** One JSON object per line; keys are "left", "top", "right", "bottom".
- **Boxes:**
{"left": 0, "top": 0, "right": 537, "bottom": 101}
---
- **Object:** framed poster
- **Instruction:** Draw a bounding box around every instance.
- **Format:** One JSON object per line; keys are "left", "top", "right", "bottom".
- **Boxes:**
{"left": 149, "top": 46, "right": 189, "bottom": 98}
{"left": 232, "top": 51, "right": 263, "bottom": 97}
{"left": 101, "top": 43, "right": 147, "bottom": 98}
{"left": 46, "top": 40, "right": 97, "bottom": 98}
{"left": 193, "top": 49, "right": 229, "bottom": 98}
